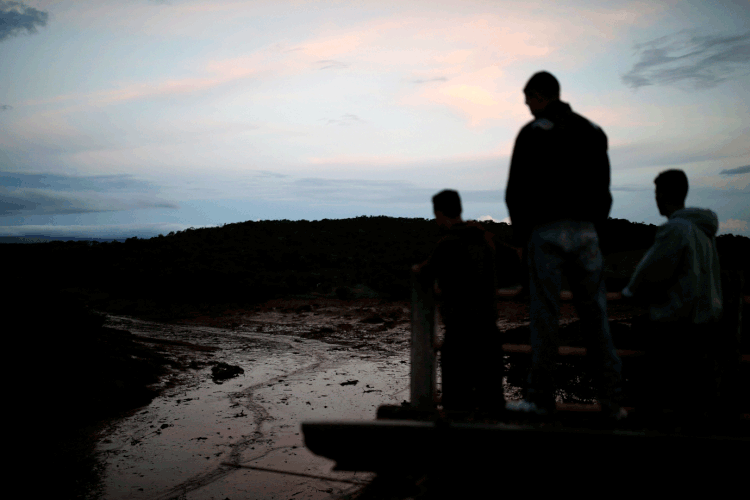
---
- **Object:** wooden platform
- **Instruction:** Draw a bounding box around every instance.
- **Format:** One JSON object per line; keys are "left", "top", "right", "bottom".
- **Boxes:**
{"left": 302, "top": 415, "right": 750, "bottom": 473}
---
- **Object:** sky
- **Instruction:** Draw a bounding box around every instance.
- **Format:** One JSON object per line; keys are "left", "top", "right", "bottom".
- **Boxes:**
{"left": 1, "top": 0, "right": 748, "bottom": 239}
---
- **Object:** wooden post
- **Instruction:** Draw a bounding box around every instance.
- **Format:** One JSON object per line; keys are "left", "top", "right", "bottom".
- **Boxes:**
{"left": 411, "top": 271, "right": 437, "bottom": 410}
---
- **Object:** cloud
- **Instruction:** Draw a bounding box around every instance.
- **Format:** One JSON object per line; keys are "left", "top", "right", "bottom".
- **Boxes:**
{"left": 287, "top": 177, "right": 502, "bottom": 208}
{"left": 719, "top": 218, "right": 749, "bottom": 235}
{"left": 254, "top": 170, "right": 287, "bottom": 178}
{"left": 476, "top": 215, "right": 505, "bottom": 223}
{"left": 315, "top": 59, "right": 349, "bottom": 70}
{"left": 326, "top": 114, "right": 364, "bottom": 126}
{"left": 720, "top": 165, "right": 750, "bottom": 175}
{"left": 0, "top": 104, "right": 12, "bottom": 111}
{"left": 622, "top": 30, "right": 750, "bottom": 90}
{"left": 0, "top": 222, "right": 191, "bottom": 239}
{"left": 412, "top": 77, "right": 448, "bottom": 84}
{"left": 0, "top": 1, "right": 49, "bottom": 41}
{"left": 0, "top": 172, "right": 178, "bottom": 216}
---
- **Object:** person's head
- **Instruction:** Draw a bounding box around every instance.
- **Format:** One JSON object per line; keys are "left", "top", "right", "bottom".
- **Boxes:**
{"left": 654, "top": 169, "right": 688, "bottom": 217}
{"left": 432, "top": 189, "right": 462, "bottom": 228}
{"left": 523, "top": 71, "right": 560, "bottom": 117}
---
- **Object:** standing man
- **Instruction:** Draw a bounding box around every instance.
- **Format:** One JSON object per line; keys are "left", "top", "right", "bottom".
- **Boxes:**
{"left": 504, "top": 71, "right": 624, "bottom": 419}
{"left": 413, "top": 190, "right": 504, "bottom": 415}
{"left": 622, "top": 169, "right": 722, "bottom": 429}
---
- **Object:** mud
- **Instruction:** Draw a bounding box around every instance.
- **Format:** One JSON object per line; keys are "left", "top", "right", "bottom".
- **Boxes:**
{"left": 91, "top": 298, "right": 612, "bottom": 499}
{"left": 93, "top": 301, "right": 414, "bottom": 499}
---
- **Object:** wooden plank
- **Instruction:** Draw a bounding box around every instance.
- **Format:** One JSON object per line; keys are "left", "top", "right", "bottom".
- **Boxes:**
{"left": 502, "top": 343, "right": 646, "bottom": 357}
{"left": 493, "top": 288, "right": 623, "bottom": 301}
{"left": 431, "top": 340, "right": 646, "bottom": 357}
{"left": 301, "top": 419, "right": 750, "bottom": 473}
{"left": 457, "top": 286, "right": 750, "bottom": 303}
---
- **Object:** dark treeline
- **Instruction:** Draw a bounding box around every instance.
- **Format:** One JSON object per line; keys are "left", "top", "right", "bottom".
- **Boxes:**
{"left": 4, "top": 216, "right": 749, "bottom": 318}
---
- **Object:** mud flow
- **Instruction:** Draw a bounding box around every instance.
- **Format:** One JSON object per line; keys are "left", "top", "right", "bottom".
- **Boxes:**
{"left": 94, "top": 301, "right": 414, "bottom": 499}
{"left": 93, "top": 298, "right": 594, "bottom": 499}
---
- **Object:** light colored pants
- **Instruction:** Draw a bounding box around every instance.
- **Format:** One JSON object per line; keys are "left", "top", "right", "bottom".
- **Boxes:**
{"left": 525, "top": 220, "right": 623, "bottom": 409}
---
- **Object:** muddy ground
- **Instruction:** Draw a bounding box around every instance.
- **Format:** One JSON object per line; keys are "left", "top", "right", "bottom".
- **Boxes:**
{"left": 69, "top": 297, "right": 644, "bottom": 500}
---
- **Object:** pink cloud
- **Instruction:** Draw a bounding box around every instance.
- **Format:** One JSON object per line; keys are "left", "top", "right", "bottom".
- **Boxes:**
{"left": 18, "top": 2, "right": 665, "bottom": 129}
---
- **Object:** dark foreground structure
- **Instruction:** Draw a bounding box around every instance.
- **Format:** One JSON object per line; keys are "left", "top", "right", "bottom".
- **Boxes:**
{"left": 302, "top": 271, "right": 749, "bottom": 497}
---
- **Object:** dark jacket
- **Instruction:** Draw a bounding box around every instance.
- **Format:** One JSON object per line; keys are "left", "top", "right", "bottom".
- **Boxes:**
{"left": 420, "top": 221, "right": 497, "bottom": 331}
{"left": 505, "top": 100, "right": 612, "bottom": 246}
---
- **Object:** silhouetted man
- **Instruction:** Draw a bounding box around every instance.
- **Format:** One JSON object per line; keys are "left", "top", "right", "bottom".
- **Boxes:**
{"left": 413, "top": 190, "right": 503, "bottom": 414}
{"left": 504, "top": 71, "right": 624, "bottom": 419}
{"left": 623, "top": 169, "right": 722, "bottom": 429}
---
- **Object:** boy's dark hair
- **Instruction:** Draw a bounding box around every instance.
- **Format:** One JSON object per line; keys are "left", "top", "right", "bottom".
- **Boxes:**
{"left": 523, "top": 71, "right": 560, "bottom": 99}
{"left": 432, "top": 190, "right": 462, "bottom": 218}
{"left": 654, "top": 169, "right": 689, "bottom": 204}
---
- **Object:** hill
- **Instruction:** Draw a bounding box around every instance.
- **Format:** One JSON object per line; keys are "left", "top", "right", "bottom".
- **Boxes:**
{"left": 3, "top": 216, "right": 748, "bottom": 319}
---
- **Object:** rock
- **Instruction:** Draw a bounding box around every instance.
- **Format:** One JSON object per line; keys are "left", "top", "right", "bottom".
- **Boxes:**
{"left": 360, "top": 313, "right": 385, "bottom": 324}
{"left": 340, "top": 379, "right": 358, "bottom": 386}
{"left": 211, "top": 362, "right": 244, "bottom": 383}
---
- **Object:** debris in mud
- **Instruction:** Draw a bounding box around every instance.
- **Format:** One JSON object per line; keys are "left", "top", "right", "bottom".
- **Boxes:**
{"left": 340, "top": 379, "right": 359, "bottom": 386}
{"left": 211, "top": 362, "right": 245, "bottom": 383}
{"left": 360, "top": 313, "right": 385, "bottom": 324}
{"left": 300, "top": 326, "right": 335, "bottom": 339}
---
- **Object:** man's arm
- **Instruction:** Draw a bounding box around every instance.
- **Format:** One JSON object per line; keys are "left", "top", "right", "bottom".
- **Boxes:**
{"left": 505, "top": 127, "right": 534, "bottom": 246}
{"left": 595, "top": 130, "right": 613, "bottom": 225}
{"left": 413, "top": 237, "right": 446, "bottom": 282}
{"left": 624, "top": 223, "right": 686, "bottom": 299}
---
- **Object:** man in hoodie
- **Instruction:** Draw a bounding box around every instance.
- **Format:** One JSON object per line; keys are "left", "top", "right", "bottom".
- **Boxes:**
{"left": 413, "top": 190, "right": 503, "bottom": 415}
{"left": 622, "top": 169, "right": 722, "bottom": 427}
{"left": 504, "top": 71, "right": 624, "bottom": 419}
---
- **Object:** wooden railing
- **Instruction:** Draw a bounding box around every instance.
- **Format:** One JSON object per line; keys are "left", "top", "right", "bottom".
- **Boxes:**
{"left": 410, "top": 271, "right": 747, "bottom": 413}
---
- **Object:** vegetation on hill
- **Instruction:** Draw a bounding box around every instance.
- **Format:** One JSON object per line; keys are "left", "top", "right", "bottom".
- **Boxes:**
{"left": 3, "top": 216, "right": 748, "bottom": 319}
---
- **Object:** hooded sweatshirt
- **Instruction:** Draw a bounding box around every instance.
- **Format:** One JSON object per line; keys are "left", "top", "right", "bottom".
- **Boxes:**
{"left": 623, "top": 208, "right": 722, "bottom": 324}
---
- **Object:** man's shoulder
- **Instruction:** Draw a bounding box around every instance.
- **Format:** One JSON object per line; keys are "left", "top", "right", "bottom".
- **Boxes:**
{"left": 519, "top": 111, "right": 605, "bottom": 136}
{"left": 565, "top": 110, "right": 607, "bottom": 140}
{"left": 655, "top": 218, "right": 690, "bottom": 243}
{"left": 529, "top": 118, "right": 555, "bottom": 131}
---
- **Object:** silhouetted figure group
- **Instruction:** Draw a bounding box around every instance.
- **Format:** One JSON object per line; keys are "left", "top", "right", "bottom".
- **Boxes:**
{"left": 414, "top": 71, "right": 723, "bottom": 429}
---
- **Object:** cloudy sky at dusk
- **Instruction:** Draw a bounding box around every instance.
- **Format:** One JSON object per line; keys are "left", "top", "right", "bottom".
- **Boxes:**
{"left": 1, "top": 0, "right": 748, "bottom": 239}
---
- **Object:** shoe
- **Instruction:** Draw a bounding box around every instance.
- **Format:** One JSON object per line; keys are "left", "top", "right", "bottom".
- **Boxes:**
{"left": 505, "top": 399, "right": 552, "bottom": 417}
{"left": 600, "top": 401, "right": 628, "bottom": 422}
{"left": 608, "top": 407, "right": 628, "bottom": 422}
